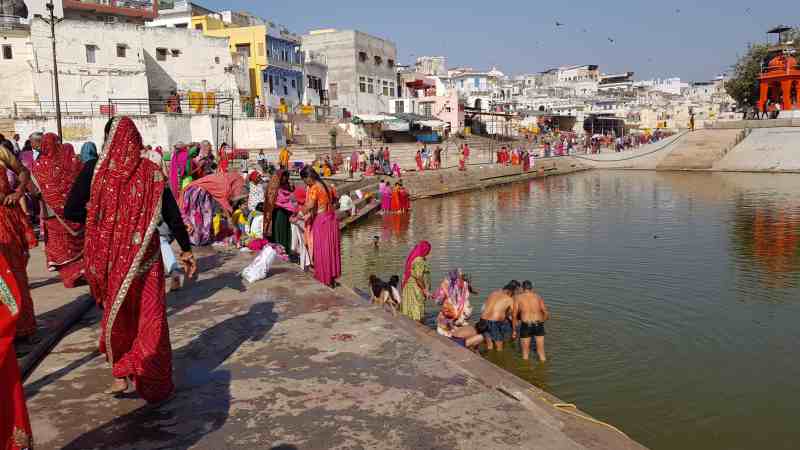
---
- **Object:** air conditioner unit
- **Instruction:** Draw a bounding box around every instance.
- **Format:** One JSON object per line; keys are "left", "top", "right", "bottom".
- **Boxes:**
{"left": 105, "top": 16, "right": 119, "bottom": 24}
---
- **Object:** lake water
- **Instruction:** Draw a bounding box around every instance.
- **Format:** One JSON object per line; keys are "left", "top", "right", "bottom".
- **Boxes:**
{"left": 340, "top": 170, "right": 800, "bottom": 450}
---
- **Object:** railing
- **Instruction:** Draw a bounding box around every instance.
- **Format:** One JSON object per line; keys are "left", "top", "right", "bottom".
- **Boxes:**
{"left": 0, "top": 15, "right": 29, "bottom": 32}
{"left": 11, "top": 97, "right": 238, "bottom": 119}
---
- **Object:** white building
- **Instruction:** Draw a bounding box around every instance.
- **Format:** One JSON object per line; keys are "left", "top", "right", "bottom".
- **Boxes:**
{"left": 415, "top": 56, "right": 448, "bottom": 77}
{"left": 302, "top": 50, "right": 328, "bottom": 107}
{"left": 145, "top": 1, "right": 215, "bottom": 28}
{"left": 634, "top": 77, "right": 688, "bottom": 96}
{"left": 301, "top": 29, "right": 397, "bottom": 115}
{"left": 0, "top": 17, "right": 241, "bottom": 116}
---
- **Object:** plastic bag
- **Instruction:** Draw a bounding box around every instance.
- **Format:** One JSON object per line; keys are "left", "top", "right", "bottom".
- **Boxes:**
{"left": 241, "top": 245, "right": 277, "bottom": 284}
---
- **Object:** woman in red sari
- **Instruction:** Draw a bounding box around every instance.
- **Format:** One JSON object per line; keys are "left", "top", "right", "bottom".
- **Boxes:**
{"left": 1, "top": 253, "right": 34, "bottom": 450}
{"left": 32, "top": 133, "right": 86, "bottom": 287}
{"left": 83, "top": 117, "right": 176, "bottom": 402}
{"left": 0, "top": 141, "right": 37, "bottom": 338}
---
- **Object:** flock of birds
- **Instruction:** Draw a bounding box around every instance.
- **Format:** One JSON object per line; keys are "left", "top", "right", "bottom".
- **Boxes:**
{"left": 548, "top": 7, "right": 756, "bottom": 49}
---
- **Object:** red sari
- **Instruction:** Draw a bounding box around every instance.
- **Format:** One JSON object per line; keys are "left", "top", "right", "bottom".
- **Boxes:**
{"left": 0, "top": 254, "right": 33, "bottom": 450}
{"left": 32, "top": 133, "right": 86, "bottom": 287}
{"left": 0, "top": 148, "right": 37, "bottom": 338}
{"left": 84, "top": 117, "right": 173, "bottom": 403}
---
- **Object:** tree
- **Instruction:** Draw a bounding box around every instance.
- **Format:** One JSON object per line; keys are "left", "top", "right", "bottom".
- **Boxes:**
{"left": 725, "top": 43, "right": 771, "bottom": 108}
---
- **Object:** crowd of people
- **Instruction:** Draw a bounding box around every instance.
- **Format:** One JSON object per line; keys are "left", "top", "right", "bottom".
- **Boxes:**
{"left": 369, "top": 241, "right": 550, "bottom": 362}
{"left": 0, "top": 116, "right": 348, "bottom": 448}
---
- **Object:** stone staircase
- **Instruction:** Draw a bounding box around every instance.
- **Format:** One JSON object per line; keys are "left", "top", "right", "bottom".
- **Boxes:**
{"left": 656, "top": 129, "right": 745, "bottom": 170}
{"left": 292, "top": 121, "right": 358, "bottom": 147}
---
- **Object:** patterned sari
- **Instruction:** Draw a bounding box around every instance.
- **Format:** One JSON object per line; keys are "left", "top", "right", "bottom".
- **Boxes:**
{"left": 0, "top": 253, "right": 33, "bottom": 450}
{"left": 32, "top": 133, "right": 86, "bottom": 287}
{"left": 84, "top": 117, "right": 173, "bottom": 403}
{"left": 0, "top": 146, "right": 37, "bottom": 337}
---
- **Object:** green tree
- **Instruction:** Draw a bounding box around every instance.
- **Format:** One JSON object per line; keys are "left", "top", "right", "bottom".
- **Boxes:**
{"left": 725, "top": 43, "right": 771, "bottom": 108}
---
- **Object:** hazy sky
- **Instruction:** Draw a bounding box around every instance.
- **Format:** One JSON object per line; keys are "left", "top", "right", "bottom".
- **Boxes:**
{"left": 204, "top": 0, "right": 795, "bottom": 81}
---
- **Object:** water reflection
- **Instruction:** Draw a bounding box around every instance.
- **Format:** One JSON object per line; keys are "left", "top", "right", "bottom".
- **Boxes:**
{"left": 341, "top": 171, "right": 800, "bottom": 450}
{"left": 732, "top": 196, "right": 800, "bottom": 289}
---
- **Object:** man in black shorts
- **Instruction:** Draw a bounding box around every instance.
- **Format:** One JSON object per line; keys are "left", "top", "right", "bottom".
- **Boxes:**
{"left": 512, "top": 280, "right": 550, "bottom": 361}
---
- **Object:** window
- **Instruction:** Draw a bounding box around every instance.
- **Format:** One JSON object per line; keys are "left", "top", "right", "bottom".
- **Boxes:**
{"left": 291, "top": 79, "right": 296, "bottom": 89}
{"left": 156, "top": 48, "right": 167, "bottom": 61}
{"left": 358, "top": 51, "right": 367, "bottom": 62}
{"left": 374, "top": 55, "right": 382, "bottom": 66}
{"left": 387, "top": 59, "right": 395, "bottom": 68}
{"left": 236, "top": 44, "right": 251, "bottom": 58}
{"left": 116, "top": 44, "right": 126, "bottom": 58}
{"left": 389, "top": 82, "right": 395, "bottom": 97}
{"left": 195, "top": 24, "right": 203, "bottom": 31}
{"left": 214, "top": 56, "right": 220, "bottom": 64}
{"left": 395, "top": 101, "right": 404, "bottom": 113}
{"left": 359, "top": 76, "right": 366, "bottom": 93}
{"left": 329, "top": 83, "right": 338, "bottom": 100}
{"left": 268, "top": 75, "right": 274, "bottom": 94}
{"left": 171, "top": 49, "right": 181, "bottom": 57}
{"left": 283, "top": 85, "right": 288, "bottom": 95}
{"left": 2, "top": 45, "right": 12, "bottom": 60}
{"left": 175, "top": 23, "right": 188, "bottom": 28}
{"left": 85, "top": 45, "right": 97, "bottom": 63}
{"left": 257, "top": 43, "right": 265, "bottom": 57}
{"left": 308, "top": 75, "right": 313, "bottom": 89}
{"left": 421, "top": 102, "right": 433, "bottom": 117}
{"left": 367, "top": 78, "right": 374, "bottom": 94}
{"left": 382, "top": 80, "right": 389, "bottom": 96}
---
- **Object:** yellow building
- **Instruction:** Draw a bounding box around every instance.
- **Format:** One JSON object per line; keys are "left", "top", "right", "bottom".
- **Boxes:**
{"left": 191, "top": 16, "right": 268, "bottom": 103}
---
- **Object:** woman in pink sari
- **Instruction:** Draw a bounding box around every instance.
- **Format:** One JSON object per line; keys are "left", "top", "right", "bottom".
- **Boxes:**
{"left": 300, "top": 167, "right": 340, "bottom": 288}
{"left": 379, "top": 179, "right": 391, "bottom": 213}
{"left": 31, "top": 134, "right": 86, "bottom": 287}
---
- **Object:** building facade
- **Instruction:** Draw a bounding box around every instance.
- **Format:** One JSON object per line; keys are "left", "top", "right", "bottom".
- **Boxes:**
{"left": 301, "top": 29, "right": 397, "bottom": 115}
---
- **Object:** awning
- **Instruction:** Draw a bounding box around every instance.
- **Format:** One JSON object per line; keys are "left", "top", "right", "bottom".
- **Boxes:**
{"left": 351, "top": 114, "right": 395, "bottom": 124}
{"left": 418, "top": 119, "right": 448, "bottom": 129}
{"left": 382, "top": 119, "right": 410, "bottom": 132}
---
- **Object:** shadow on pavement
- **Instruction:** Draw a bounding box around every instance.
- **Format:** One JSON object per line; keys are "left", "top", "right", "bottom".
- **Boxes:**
{"left": 60, "top": 301, "right": 278, "bottom": 450}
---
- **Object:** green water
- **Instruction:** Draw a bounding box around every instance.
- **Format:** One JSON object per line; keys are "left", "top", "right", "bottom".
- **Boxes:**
{"left": 340, "top": 170, "right": 800, "bottom": 450}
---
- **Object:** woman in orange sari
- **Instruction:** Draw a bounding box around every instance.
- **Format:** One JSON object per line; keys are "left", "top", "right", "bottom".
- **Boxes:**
{"left": 391, "top": 182, "right": 401, "bottom": 213}
{"left": 32, "top": 133, "right": 86, "bottom": 287}
{"left": 0, "top": 140, "right": 37, "bottom": 338}
{"left": 300, "top": 167, "right": 340, "bottom": 288}
{"left": 78, "top": 117, "right": 194, "bottom": 401}
{"left": 1, "top": 253, "right": 34, "bottom": 450}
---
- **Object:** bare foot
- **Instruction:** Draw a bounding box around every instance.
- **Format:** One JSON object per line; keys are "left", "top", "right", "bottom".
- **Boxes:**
{"left": 104, "top": 378, "right": 128, "bottom": 395}
{"left": 170, "top": 275, "right": 181, "bottom": 291}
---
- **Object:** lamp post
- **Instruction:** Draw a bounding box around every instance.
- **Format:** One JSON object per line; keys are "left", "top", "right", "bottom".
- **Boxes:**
{"left": 42, "top": 0, "right": 63, "bottom": 139}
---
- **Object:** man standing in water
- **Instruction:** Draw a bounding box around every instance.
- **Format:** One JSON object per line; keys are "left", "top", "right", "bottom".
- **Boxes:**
{"left": 478, "top": 280, "right": 519, "bottom": 351}
{"left": 512, "top": 280, "right": 550, "bottom": 362}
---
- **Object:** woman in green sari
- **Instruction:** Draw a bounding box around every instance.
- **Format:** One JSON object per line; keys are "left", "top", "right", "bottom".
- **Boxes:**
{"left": 263, "top": 170, "right": 296, "bottom": 252}
{"left": 400, "top": 241, "right": 432, "bottom": 322}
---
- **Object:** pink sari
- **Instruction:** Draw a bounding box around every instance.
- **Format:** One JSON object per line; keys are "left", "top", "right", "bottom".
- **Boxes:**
{"left": 308, "top": 184, "right": 340, "bottom": 286}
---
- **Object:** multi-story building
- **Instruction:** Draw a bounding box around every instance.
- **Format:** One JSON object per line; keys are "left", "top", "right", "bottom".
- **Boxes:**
{"left": 0, "top": 14, "right": 241, "bottom": 115}
{"left": 597, "top": 72, "right": 635, "bottom": 95}
{"left": 415, "top": 56, "right": 447, "bottom": 77}
{"left": 634, "top": 77, "right": 688, "bottom": 96}
{"left": 145, "top": 1, "right": 214, "bottom": 28}
{"left": 391, "top": 71, "right": 462, "bottom": 131}
{"left": 302, "top": 50, "right": 328, "bottom": 107}
{"left": 301, "top": 29, "right": 397, "bottom": 115}
{"left": 262, "top": 30, "right": 303, "bottom": 109}
{"left": 61, "top": 0, "right": 156, "bottom": 23}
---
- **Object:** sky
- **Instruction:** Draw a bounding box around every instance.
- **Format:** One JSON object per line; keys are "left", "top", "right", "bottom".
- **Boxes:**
{"left": 204, "top": 0, "right": 797, "bottom": 82}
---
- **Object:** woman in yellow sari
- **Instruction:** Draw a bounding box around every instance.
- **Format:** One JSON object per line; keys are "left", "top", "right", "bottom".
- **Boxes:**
{"left": 400, "top": 241, "right": 432, "bottom": 322}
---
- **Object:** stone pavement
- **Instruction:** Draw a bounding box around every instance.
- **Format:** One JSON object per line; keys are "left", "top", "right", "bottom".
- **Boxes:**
{"left": 23, "top": 246, "right": 646, "bottom": 450}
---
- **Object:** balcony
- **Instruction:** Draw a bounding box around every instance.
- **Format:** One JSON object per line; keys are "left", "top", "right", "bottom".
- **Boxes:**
{"left": 0, "top": 15, "right": 29, "bottom": 32}
{"left": 63, "top": 0, "right": 157, "bottom": 18}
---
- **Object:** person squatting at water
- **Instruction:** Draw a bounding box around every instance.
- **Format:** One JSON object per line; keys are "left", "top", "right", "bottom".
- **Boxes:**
{"left": 369, "top": 274, "right": 401, "bottom": 311}
{"left": 512, "top": 280, "right": 550, "bottom": 362}
{"left": 477, "top": 280, "right": 519, "bottom": 351}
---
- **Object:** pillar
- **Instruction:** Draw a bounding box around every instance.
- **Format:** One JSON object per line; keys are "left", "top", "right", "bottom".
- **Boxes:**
{"left": 757, "top": 80, "right": 769, "bottom": 112}
{"left": 795, "top": 80, "right": 800, "bottom": 110}
{"left": 781, "top": 80, "right": 793, "bottom": 110}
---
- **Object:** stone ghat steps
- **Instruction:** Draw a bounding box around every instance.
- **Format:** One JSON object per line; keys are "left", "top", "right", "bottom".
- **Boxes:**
{"left": 656, "top": 129, "right": 747, "bottom": 170}
{"left": 293, "top": 122, "right": 357, "bottom": 147}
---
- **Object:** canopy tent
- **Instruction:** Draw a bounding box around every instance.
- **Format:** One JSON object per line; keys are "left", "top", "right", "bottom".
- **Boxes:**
{"left": 417, "top": 119, "right": 448, "bottom": 129}
{"left": 351, "top": 114, "right": 395, "bottom": 124}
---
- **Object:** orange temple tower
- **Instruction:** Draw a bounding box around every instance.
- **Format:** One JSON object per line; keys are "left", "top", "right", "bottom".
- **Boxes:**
{"left": 757, "top": 26, "right": 800, "bottom": 114}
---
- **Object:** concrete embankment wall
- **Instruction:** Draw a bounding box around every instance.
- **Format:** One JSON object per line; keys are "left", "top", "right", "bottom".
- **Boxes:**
{"left": 578, "top": 127, "right": 800, "bottom": 173}
{"left": 713, "top": 127, "right": 800, "bottom": 173}
{"left": 403, "top": 157, "right": 590, "bottom": 199}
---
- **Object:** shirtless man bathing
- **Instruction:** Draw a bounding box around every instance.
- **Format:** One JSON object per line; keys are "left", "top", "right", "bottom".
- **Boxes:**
{"left": 477, "top": 280, "right": 519, "bottom": 351}
{"left": 512, "top": 280, "right": 550, "bottom": 362}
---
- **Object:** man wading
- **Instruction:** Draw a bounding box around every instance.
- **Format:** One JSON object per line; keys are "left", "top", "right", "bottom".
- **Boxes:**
{"left": 512, "top": 280, "right": 550, "bottom": 362}
{"left": 478, "top": 280, "right": 519, "bottom": 351}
